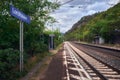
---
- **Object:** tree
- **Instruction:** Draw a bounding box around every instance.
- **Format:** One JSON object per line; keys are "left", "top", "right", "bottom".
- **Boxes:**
{"left": 0, "top": 0, "right": 59, "bottom": 79}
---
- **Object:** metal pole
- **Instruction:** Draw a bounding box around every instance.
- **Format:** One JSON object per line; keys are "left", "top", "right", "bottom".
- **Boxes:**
{"left": 20, "top": 21, "right": 22, "bottom": 72}
{"left": 20, "top": 21, "right": 24, "bottom": 72}
{"left": 21, "top": 21, "right": 24, "bottom": 71}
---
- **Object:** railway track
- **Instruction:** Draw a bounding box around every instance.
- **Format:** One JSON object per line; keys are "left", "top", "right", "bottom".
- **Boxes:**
{"left": 65, "top": 42, "right": 120, "bottom": 80}
{"left": 64, "top": 42, "right": 92, "bottom": 80}
{"left": 72, "top": 42, "right": 120, "bottom": 70}
{"left": 75, "top": 42, "right": 120, "bottom": 58}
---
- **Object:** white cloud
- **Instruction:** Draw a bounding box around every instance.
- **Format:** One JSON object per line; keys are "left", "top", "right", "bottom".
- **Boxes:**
{"left": 86, "top": 2, "right": 110, "bottom": 11}
{"left": 48, "top": 0, "right": 119, "bottom": 33}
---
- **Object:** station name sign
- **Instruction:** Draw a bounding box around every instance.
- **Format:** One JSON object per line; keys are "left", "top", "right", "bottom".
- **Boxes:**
{"left": 10, "top": 5, "right": 30, "bottom": 24}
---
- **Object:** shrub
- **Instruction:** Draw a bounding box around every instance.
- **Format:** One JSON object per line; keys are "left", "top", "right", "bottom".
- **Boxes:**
{"left": 0, "top": 48, "right": 21, "bottom": 80}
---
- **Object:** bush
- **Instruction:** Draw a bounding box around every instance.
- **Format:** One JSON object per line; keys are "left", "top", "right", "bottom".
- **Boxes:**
{"left": 0, "top": 48, "right": 21, "bottom": 80}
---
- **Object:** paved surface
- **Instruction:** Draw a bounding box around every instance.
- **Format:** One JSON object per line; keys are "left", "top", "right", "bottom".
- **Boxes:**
{"left": 40, "top": 48, "right": 66, "bottom": 80}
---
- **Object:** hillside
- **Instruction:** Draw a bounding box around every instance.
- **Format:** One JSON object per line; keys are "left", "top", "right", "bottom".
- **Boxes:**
{"left": 65, "top": 3, "right": 120, "bottom": 44}
{"left": 66, "top": 13, "right": 99, "bottom": 34}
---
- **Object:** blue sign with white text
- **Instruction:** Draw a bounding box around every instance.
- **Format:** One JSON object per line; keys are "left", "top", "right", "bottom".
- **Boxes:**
{"left": 10, "top": 5, "right": 30, "bottom": 24}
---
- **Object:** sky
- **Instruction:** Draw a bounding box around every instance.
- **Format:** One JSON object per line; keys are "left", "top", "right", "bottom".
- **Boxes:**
{"left": 47, "top": 0, "right": 120, "bottom": 33}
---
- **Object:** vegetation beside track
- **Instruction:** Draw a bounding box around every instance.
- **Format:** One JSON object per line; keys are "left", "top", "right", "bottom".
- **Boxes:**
{"left": 0, "top": 0, "right": 63, "bottom": 80}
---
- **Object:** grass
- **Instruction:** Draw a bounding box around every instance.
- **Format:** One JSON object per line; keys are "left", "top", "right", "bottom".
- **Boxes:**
{"left": 29, "top": 56, "right": 52, "bottom": 80}
{"left": 24, "top": 52, "right": 50, "bottom": 72}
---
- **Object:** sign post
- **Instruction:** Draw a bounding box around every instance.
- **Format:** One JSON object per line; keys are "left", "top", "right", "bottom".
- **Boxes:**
{"left": 10, "top": 5, "right": 30, "bottom": 72}
{"left": 20, "top": 21, "right": 24, "bottom": 71}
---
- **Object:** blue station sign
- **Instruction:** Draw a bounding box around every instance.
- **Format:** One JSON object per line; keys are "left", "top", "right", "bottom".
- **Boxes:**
{"left": 10, "top": 5, "right": 30, "bottom": 24}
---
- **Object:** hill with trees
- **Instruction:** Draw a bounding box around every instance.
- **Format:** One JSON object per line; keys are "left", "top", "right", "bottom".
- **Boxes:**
{"left": 65, "top": 3, "right": 120, "bottom": 44}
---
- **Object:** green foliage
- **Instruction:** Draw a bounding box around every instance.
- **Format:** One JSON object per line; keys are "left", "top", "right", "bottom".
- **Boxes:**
{"left": 53, "top": 29, "right": 63, "bottom": 47}
{"left": 0, "top": 48, "right": 20, "bottom": 80}
{"left": 0, "top": 0, "right": 59, "bottom": 79}
{"left": 44, "top": 28, "right": 64, "bottom": 48}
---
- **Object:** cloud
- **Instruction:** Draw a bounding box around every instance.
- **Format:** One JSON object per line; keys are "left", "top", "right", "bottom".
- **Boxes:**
{"left": 86, "top": 2, "right": 110, "bottom": 11}
{"left": 48, "top": 0, "right": 118, "bottom": 33}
